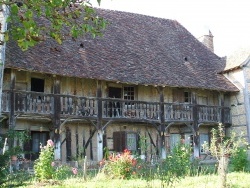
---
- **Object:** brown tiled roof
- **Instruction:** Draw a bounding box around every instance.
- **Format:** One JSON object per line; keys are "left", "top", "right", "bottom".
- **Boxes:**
{"left": 5, "top": 9, "right": 238, "bottom": 92}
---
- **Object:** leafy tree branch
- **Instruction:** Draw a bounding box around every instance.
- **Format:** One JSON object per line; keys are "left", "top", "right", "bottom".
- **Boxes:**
{"left": 0, "top": 0, "right": 107, "bottom": 50}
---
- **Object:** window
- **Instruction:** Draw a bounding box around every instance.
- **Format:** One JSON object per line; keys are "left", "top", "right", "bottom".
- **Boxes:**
{"left": 200, "top": 134, "right": 209, "bottom": 154}
{"left": 124, "top": 86, "right": 135, "bottom": 107}
{"left": 170, "top": 134, "right": 181, "bottom": 151}
{"left": 124, "top": 86, "right": 135, "bottom": 101}
{"left": 23, "top": 131, "right": 49, "bottom": 160}
{"left": 31, "top": 78, "right": 44, "bottom": 92}
{"left": 126, "top": 133, "right": 137, "bottom": 151}
{"left": 113, "top": 131, "right": 138, "bottom": 152}
{"left": 184, "top": 91, "right": 191, "bottom": 103}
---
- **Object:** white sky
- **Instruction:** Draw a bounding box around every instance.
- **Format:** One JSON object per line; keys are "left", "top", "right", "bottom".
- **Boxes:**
{"left": 90, "top": 0, "right": 250, "bottom": 57}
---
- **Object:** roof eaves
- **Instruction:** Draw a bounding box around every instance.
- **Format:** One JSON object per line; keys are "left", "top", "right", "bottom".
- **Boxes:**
{"left": 240, "top": 55, "right": 250, "bottom": 68}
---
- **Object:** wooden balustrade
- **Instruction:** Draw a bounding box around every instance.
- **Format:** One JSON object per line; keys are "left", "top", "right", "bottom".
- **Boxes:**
{"left": 164, "top": 103, "right": 193, "bottom": 121}
{"left": 101, "top": 98, "right": 160, "bottom": 120}
{"left": 197, "top": 105, "right": 220, "bottom": 122}
{"left": 1, "top": 90, "right": 231, "bottom": 124}
{"left": 59, "top": 94, "right": 97, "bottom": 116}
{"left": 2, "top": 90, "right": 54, "bottom": 114}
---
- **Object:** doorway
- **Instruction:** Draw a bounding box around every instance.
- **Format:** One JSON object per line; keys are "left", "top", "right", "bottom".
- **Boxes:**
{"left": 108, "top": 87, "right": 122, "bottom": 117}
{"left": 28, "top": 131, "right": 49, "bottom": 160}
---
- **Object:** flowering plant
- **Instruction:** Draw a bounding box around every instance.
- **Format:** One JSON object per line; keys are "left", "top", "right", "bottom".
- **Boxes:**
{"left": 34, "top": 139, "right": 55, "bottom": 180}
{"left": 100, "top": 149, "right": 137, "bottom": 179}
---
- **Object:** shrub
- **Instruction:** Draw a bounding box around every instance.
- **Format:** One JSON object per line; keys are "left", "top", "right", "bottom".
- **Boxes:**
{"left": 34, "top": 139, "right": 55, "bottom": 181}
{"left": 164, "top": 142, "right": 192, "bottom": 177}
{"left": 0, "top": 130, "right": 30, "bottom": 185}
{"left": 231, "top": 147, "right": 248, "bottom": 172}
{"left": 0, "top": 152, "right": 9, "bottom": 184}
{"left": 100, "top": 149, "right": 137, "bottom": 179}
{"left": 52, "top": 165, "right": 73, "bottom": 180}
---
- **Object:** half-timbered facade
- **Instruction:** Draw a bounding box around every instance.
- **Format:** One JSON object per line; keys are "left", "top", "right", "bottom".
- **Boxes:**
{"left": 1, "top": 9, "right": 238, "bottom": 162}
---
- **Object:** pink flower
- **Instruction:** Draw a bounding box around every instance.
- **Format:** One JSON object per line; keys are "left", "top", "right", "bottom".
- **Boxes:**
{"left": 99, "top": 160, "right": 105, "bottom": 166}
{"left": 47, "top": 139, "right": 54, "bottom": 147}
{"left": 72, "top": 167, "right": 78, "bottom": 175}
{"left": 51, "top": 162, "right": 55, "bottom": 167}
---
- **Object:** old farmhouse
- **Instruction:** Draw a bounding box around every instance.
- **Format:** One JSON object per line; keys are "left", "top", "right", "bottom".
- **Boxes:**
{"left": 0, "top": 8, "right": 240, "bottom": 163}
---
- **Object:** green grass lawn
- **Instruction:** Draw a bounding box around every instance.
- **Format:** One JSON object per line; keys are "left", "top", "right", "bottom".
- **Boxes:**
{"left": 13, "top": 172, "right": 250, "bottom": 188}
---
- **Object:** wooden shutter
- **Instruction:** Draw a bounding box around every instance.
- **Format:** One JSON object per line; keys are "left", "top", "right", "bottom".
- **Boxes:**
{"left": 173, "top": 89, "right": 184, "bottom": 103}
{"left": 113, "top": 131, "right": 126, "bottom": 152}
{"left": 23, "top": 131, "right": 31, "bottom": 160}
{"left": 66, "top": 127, "right": 72, "bottom": 161}
{"left": 170, "top": 134, "right": 181, "bottom": 151}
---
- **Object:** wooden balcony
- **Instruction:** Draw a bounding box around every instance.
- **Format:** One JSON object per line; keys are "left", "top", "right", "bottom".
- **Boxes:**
{"left": 1, "top": 90, "right": 231, "bottom": 124}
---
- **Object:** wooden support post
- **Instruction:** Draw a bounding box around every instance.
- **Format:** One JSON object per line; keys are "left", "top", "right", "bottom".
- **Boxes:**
{"left": 83, "top": 156, "right": 87, "bottom": 181}
{"left": 97, "top": 130, "right": 103, "bottom": 161}
{"left": 192, "top": 91, "right": 199, "bottom": 158}
{"left": 159, "top": 87, "right": 166, "bottom": 159}
{"left": 53, "top": 76, "right": 61, "bottom": 160}
{"left": 9, "top": 70, "right": 16, "bottom": 130}
{"left": 219, "top": 93, "right": 225, "bottom": 124}
{"left": 96, "top": 80, "right": 103, "bottom": 161}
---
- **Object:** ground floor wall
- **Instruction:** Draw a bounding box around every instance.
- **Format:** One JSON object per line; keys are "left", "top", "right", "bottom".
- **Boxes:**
{"left": 0, "top": 118, "right": 220, "bottom": 162}
{"left": 60, "top": 122, "right": 159, "bottom": 162}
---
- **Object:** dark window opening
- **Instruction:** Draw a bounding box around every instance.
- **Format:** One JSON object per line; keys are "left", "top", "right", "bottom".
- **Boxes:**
{"left": 184, "top": 91, "right": 191, "bottom": 103}
{"left": 31, "top": 78, "right": 44, "bottom": 93}
{"left": 24, "top": 131, "right": 49, "bottom": 160}
{"left": 108, "top": 87, "right": 122, "bottom": 98}
{"left": 4, "top": 68, "right": 11, "bottom": 74}
{"left": 108, "top": 87, "right": 122, "bottom": 117}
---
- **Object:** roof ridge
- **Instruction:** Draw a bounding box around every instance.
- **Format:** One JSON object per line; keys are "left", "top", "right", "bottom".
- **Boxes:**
{"left": 95, "top": 7, "right": 179, "bottom": 24}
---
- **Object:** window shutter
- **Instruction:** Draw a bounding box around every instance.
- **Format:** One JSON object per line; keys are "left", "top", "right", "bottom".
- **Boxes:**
{"left": 66, "top": 127, "right": 72, "bottom": 161}
{"left": 113, "top": 131, "right": 126, "bottom": 152}
{"left": 23, "top": 131, "right": 31, "bottom": 160}
{"left": 170, "top": 134, "right": 181, "bottom": 151}
{"left": 173, "top": 89, "right": 184, "bottom": 103}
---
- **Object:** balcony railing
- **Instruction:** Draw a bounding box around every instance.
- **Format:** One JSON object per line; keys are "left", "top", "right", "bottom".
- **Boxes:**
{"left": 2, "top": 90, "right": 54, "bottom": 114}
{"left": 165, "top": 103, "right": 193, "bottom": 121}
{"left": 102, "top": 98, "right": 160, "bottom": 120}
{"left": 1, "top": 90, "right": 231, "bottom": 124}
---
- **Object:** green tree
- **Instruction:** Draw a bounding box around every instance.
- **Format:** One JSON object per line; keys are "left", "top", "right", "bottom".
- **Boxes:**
{"left": 0, "top": 0, "right": 106, "bottom": 182}
{"left": 203, "top": 123, "right": 247, "bottom": 188}
{"left": 0, "top": 0, "right": 107, "bottom": 50}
